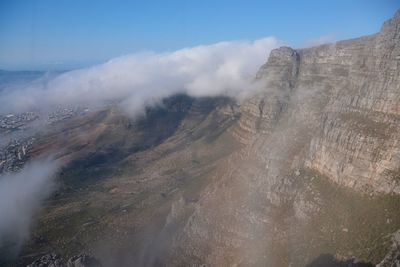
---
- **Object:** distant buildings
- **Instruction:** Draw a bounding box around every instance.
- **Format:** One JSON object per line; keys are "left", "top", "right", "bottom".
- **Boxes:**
{"left": 0, "top": 137, "right": 35, "bottom": 173}
{"left": 0, "top": 106, "right": 90, "bottom": 174}
{"left": 47, "top": 107, "right": 87, "bottom": 124}
{"left": 0, "top": 112, "right": 38, "bottom": 130}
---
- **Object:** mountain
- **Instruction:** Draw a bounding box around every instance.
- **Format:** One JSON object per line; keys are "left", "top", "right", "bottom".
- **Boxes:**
{"left": 5, "top": 10, "right": 400, "bottom": 267}
{"left": 168, "top": 10, "right": 400, "bottom": 267}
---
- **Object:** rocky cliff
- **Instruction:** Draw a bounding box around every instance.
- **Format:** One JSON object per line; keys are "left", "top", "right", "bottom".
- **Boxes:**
{"left": 237, "top": 10, "right": 400, "bottom": 194}
{"left": 168, "top": 10, "right": 400, "bottom": 267}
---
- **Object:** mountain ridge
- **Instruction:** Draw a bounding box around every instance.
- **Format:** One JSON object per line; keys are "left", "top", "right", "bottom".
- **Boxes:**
{"left": 9, "top": 9, "right": 400, "bottom": 267}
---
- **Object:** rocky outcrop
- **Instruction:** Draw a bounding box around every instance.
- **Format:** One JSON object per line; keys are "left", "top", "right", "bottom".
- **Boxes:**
{"left": 27, "top": 253, "right": 101, "bottom": 267}
{"left": 376, "top": 231, "right": 400, "bottom": 267}
{"left": 27, "top": 254, "right": 64, "bottom": 267}
{"left": 232, "top": 46, "right": 300, "bottom": 144}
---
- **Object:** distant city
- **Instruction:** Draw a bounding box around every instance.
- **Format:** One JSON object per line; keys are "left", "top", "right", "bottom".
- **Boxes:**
{"left": 0, "top": 106, "right": 90, "bottom": 174}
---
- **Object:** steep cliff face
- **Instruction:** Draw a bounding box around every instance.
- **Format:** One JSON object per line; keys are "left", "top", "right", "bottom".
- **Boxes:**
{"left": 236, "top": 10, "right": 400, "bottom": 194}
{"left": 170, "top": 10, "right": 400, "bottom": 267}
{"left": 304, "top": 11, "right": 400, "bottom": 194}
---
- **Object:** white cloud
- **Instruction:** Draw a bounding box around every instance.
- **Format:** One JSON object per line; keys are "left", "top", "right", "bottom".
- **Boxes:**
{"left": 304, "top": 34, "right": 336, "bottom": 47}
{"left": 0, "top": 37, "right": 283, "bottom": 117}
{"left": 0, "top": 159, "right": 58, "bottom": 254}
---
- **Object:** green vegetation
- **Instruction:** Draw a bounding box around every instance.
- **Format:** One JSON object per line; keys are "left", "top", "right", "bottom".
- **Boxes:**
{"left": 300, "top": 168, "right": 400, "bottom": 264}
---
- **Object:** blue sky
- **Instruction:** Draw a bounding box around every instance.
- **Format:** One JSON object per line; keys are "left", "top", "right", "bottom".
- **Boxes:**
{"left": 0, "top": 0, "right": 399, "bottom": 70}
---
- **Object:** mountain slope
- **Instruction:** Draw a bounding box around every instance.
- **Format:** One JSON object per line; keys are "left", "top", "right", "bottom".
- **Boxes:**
{"left": 8, "top": 96, "right": 241, "bottom": 266}
{"left": 11, "top": 10, "right": 400, "bottom": 267}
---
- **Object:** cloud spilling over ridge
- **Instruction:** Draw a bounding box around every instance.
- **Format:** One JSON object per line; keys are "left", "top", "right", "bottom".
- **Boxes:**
{"left": 0, "top": 159, "right": 57, "bottom": 255}
{"left": 304, "top": 34, "right": 337, "bottom": 47}
{"left": 0, "top": 37, "right": 282, "bottom": 116}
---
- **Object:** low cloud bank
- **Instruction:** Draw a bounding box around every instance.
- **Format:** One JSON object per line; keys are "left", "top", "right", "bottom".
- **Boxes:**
{"left": 0, "top": 159, "right": 57, "bottom": 255}
{"left": 0, "top": 37, "right": 282, "bottom": 116}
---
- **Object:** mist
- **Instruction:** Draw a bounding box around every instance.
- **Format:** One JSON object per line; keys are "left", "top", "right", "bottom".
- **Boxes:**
{"left": 0, "top": 37, "right": 282, "bottom": 117}
{"left": 0, "top": 159, "right": 58, "bottom": 256}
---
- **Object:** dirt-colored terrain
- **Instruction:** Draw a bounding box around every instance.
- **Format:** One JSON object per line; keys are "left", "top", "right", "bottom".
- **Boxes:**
{"left": 3, "top": 10, "right": 400, "bottom": 267}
